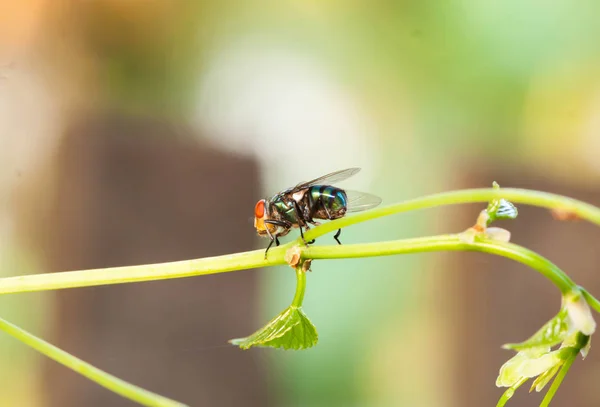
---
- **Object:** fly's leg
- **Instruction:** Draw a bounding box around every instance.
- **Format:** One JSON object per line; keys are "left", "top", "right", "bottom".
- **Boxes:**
{"left": 318, "top": 196, "right": 341, "bottom": 245}
{"left": 264, "top": 239, "right": 275, "bottom": 259}
{"left": 306, "top": 190, "right": 316, "bottom": 223}
{"left": 263, "top": 220, "right": 291, "bottom": 259}
{"left": 265, "top": 219, "right": 292, "bottom": 229}
{"left": 263, "top": 236, "right": 283, "bottom": 259}
{"left": 334, "top": 229, "right": 342, "bottom": 245}
{"left": 298, "top": 193, "right": 327, "bottom": 246}
{"left": 303, "top": 219, "right": 316, "bottom": 244}
{"left": 264, "top": 222, "right": 274, "bottom": 241}
{"left": 291, "top": 200, "right": 311, "bottom": 246}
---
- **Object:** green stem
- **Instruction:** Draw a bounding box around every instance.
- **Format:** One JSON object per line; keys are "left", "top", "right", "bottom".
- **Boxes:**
{"left": 496, "top": 378, "right": 528, "bottom": 407}
{"left": 0, "top": 234, "right": 584, "bottom": 299}
{"left": 291, "top": 265, "right": 307, "bottom": 308}
{"left": 0, "top": 187, "right": 596, "bottom": 301}
{"left": 303, "top": 188, "right": 600, "bottom": 242}
{"left": 0, "top": 316, "right": 187, "bottom": 407}
{"left": 540, "top": 349, "right": 578, "bottom": 407}
{"left": 580, "top": 287, "right": 600, "bottom": 314}
{"left": 0, "top": 247, "right": 287, "bottom": 295}
{"left": 303, "top": 235, "right": 577, "bottom": 294}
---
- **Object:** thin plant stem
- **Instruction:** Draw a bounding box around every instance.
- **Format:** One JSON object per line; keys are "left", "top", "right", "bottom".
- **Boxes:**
{"left": 0, "top": 247, "right": 287, "bottom": 295}
{"left": 302, "top": 188, "right": 600, "bottom": 242}
{"left": 0, "top": 187, "right": 598, "bottom": 296}
{"left": 302, "top": 235, "right": 577, "bottom": 294}
{"left": 0, "top": 235, "right": 588, "bottom": 302}
{"left": 540, "top": 349, "right": 578, "bottom": 407}
{"left": 580, "top": 288, "right": 600, "bottom": 314}
{"left": 0, "top": 316, "right": 187, "bottom": 407}
{"left": 496, "top": 378, "right": 528, "bottom": 407}
{"left": 291, "top": 265, "right": 306, "bottom": 308}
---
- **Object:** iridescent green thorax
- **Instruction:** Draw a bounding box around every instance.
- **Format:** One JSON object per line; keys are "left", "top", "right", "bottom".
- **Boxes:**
{"left": 270, "top": 195, "right": 298, "bottom": 224}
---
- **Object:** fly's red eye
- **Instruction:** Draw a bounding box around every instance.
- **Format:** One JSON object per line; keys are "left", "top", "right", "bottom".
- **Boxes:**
{"left": 254, "top": 200, "right": 265, "bottom": 218}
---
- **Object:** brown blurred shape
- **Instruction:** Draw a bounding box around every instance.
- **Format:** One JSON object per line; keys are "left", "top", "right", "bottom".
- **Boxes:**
{"left": 35, "top": 113, "right": 268, "bottom": 407}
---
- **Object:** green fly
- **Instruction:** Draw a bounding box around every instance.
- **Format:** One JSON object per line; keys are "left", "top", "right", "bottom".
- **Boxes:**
{"left": 253, "top": 168, "right": 382, "bottom": 258}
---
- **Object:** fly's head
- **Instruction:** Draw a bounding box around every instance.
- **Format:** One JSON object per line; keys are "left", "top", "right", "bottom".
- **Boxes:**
{"left": 254, "top": 199, "right": 274, "bottom": 237}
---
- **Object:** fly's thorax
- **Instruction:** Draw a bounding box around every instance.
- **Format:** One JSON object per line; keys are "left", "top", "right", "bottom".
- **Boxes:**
{"left": 292, "top": 189, "right": 307, "bottom": 202}
{"left": 267, "top": 201, "right": 294, "bottom": 236}
{"left": 269, "top": 195, "right": 299, "bottom": 225}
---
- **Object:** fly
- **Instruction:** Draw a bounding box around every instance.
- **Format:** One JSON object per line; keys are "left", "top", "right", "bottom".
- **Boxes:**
{"left": 254, "top": 168, "right": 382, "bottom": 258}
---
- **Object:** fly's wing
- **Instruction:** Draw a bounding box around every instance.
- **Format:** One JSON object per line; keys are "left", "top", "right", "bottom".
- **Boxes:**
{"left": 345, "top": 190, "right": 382, "bottom": 212}
{"left": 294, "top": 168, "right": 361, "bottom": 189}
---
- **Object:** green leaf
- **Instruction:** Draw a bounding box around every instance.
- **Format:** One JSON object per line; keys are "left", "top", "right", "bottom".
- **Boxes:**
{"left": 486, "top": 182, "right": 518, "bottom": 225}
{"left": 503, "top": 308, "right": 569, "bottom": 351}
{"left": 498, "top": 331, "right": 590, "bottom": 403}
{"left": 518, "top": 350, "right": 563, "bottom": 378}
{"left": 496, "top": 347, "right": 549, "bottom": 387}
{"left": 230, "top": 306, "right": 318, "bottom": 350}
{"left": 495, "top": 199, "right": 518, "bottom": 220}
{"left": 530, "top": 363, "right": 561, "bottom": 392}
{"left": 497, "top": 347, "right": 568, "bottom": 390}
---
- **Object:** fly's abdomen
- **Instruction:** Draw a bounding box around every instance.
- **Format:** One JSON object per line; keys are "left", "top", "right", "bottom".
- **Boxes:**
{"left": 309, "top": 185, "right": 348, "bottom": 220}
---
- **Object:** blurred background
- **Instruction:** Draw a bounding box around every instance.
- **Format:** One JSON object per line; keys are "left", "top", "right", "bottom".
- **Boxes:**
{"left": 1, "top": 1, "right": 600, "bottom": 406}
